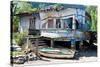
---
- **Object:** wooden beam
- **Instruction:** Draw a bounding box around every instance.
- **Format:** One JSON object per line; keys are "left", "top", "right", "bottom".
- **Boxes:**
{"left": 71, "top": 39, "right": 76, "bottom": 49}
{"left": 50, "top": 39, "right": 54, "bottom": 48}
{"left": 72, "top": 15, "right": 76, "bottom": 30}
{"left": 35, "top": 38, "right": 41, "bottom": 60}
{"left": 35, "top": 38, "right": 38, "bottom": 60}
{"left": 26, "top": 37, "right": 29, "bottom": 49}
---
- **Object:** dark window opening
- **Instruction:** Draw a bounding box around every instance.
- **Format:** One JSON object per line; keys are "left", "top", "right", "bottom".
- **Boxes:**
{"left": 63, "top": 18, "right": 73, "bottom": 29}
{"left": 75, "top": 19, "right": 79, "bottom": 29}
{"left": 56, "top": 19, "right": 61, "bottom": 28}
{"left": 54, "top": 41, "right": 71, "bottom": 48}
{"left": 29, "top": 17, "right": 36, "bottom": 29}
{"left": 62, "top": 17, "right": 79, "bottom": 29}
{"left": 68, "top": 18, "right": 73, "bottom": 29}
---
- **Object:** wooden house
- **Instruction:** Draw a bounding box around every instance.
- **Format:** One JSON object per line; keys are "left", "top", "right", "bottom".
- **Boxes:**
{"left": 17, "top": 3, "right": 91, "bottom": 49}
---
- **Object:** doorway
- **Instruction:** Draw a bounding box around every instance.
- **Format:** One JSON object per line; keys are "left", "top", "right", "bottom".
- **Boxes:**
{"left": 29, "top": 17, "right": 36, "bottom": 29}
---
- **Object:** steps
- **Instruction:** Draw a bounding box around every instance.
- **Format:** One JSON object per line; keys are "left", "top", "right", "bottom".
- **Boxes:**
{"left": 29, "top": 39, "right": 47, "bottom": 48}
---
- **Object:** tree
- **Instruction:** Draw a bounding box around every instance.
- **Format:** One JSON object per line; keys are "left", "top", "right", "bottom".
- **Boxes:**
{"left": 86, "top": 6, "right": 97, "bottom": 32}
{"left": 11, "top": 1, "right": 33, "bottom": 46}
{"left": 12, "top": 16, "right": 19, "bottom": 32}
{"left": 15, "top": 1, "right": 33, "bottom": 14}
{"left": 11, "top": 1, "right": 34, "bottom": 33}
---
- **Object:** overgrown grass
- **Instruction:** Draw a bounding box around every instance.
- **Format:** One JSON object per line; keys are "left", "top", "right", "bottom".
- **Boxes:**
{"left": 11, "top": 51, "right": 25, "bottom": 57}
{"left": 12, "top": 32, "right": 28, "bottom": 46}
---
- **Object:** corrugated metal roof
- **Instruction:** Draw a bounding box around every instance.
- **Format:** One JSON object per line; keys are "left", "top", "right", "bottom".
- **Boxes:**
{"left": 29, "top": 2, "right": 85, "bottom": 9}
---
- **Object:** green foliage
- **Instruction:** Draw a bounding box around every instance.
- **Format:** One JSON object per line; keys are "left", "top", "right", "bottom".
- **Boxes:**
{"left": 12, "top": 1, "right": 34, "bottom": 33}
{"left": 12, "top": 16, "right": 19, "bottom": 32}
{"left": 13, "top": 32, "right": 27, "bottom": 46}
{"left": 14, "top": 1, "right": 40, "bottom": 14}
{"left": 53, "top": 4, "right": 62, "bottom": 8}
{"left": 15, "top": 1, "right": 33, "bottom": 14}
{"left": 86, "top": 6, "right": 97, "bottom": 31}
{"left": 12, "top": 51, "right": 25, "bottom": 57}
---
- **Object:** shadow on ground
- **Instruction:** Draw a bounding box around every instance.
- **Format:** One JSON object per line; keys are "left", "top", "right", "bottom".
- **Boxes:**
{"left": 74, "top": 45, "right": 97, "bottom": 60}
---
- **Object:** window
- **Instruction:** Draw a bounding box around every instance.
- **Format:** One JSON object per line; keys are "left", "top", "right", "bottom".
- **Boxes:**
{"left": 56, "top": 19, "right": 61, "bottom": 28}
{"left": 42, "top": 18, "right": 54, "bottom": 29}
{"left": 62, "top": 18, "right": 79, "bottom": 29}
{"left": 75, "top": 19, "right": 79, "bottom": 29}
{"left": 67, "top": 18, "right": 73, "bottom": 29}
{"left": 62, "top": 18, "right": 73, "bottom": 29}
{"left": 63, "top": 19, "right": 69, "bottom": 28}
{"left": 48, "top": 19, "right": 54, "bottom": 28}
{"left": 42, "top": 22, "right": 46, "bottom": 28}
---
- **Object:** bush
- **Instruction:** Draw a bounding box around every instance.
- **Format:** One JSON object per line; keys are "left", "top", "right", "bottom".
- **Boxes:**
{"left": 13, "top": 32, "right": 27, "bottom": 46}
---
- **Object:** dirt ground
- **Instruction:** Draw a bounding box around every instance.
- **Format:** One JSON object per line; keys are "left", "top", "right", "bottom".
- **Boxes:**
{"left": 13, "top": 48, "right": 97, "bottom": 67}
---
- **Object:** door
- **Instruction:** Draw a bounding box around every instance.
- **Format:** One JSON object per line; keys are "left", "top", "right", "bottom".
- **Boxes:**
{"left": 29, "top": 17, "right": 36, "bottom": 29}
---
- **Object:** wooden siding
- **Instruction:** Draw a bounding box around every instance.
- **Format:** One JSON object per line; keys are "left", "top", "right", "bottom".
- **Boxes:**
{"left": 19, "top": 16, "right": 40, "bottom": 33}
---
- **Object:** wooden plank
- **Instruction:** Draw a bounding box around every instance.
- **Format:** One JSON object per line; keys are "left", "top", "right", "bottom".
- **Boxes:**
{"left": 50, "top": 39, "right": 54, "bottom": 48}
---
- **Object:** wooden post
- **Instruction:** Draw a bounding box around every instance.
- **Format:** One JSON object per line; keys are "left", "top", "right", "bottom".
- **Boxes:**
{"left": 35, "top": 38, "right": 41, "bottom": 60}
{"left": 72, "top": 16, "right": 76, "bottom": 30}
{"left": 50, "top": 39, "right": 53, "bottom": 48}
{"left": 79, "top": 40, "right": 83, "bottom": 50}
{"left": 71, "top": 39, "right": 75, "bottom": 49}
{"left": 35, "top": 38, "right": 38, "bottom": 59}
{"left": 71, "top": 15, "right": 76, "bottom": 49}
{"left": 26, "top": 37, "right": 29, "bottom": 49}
